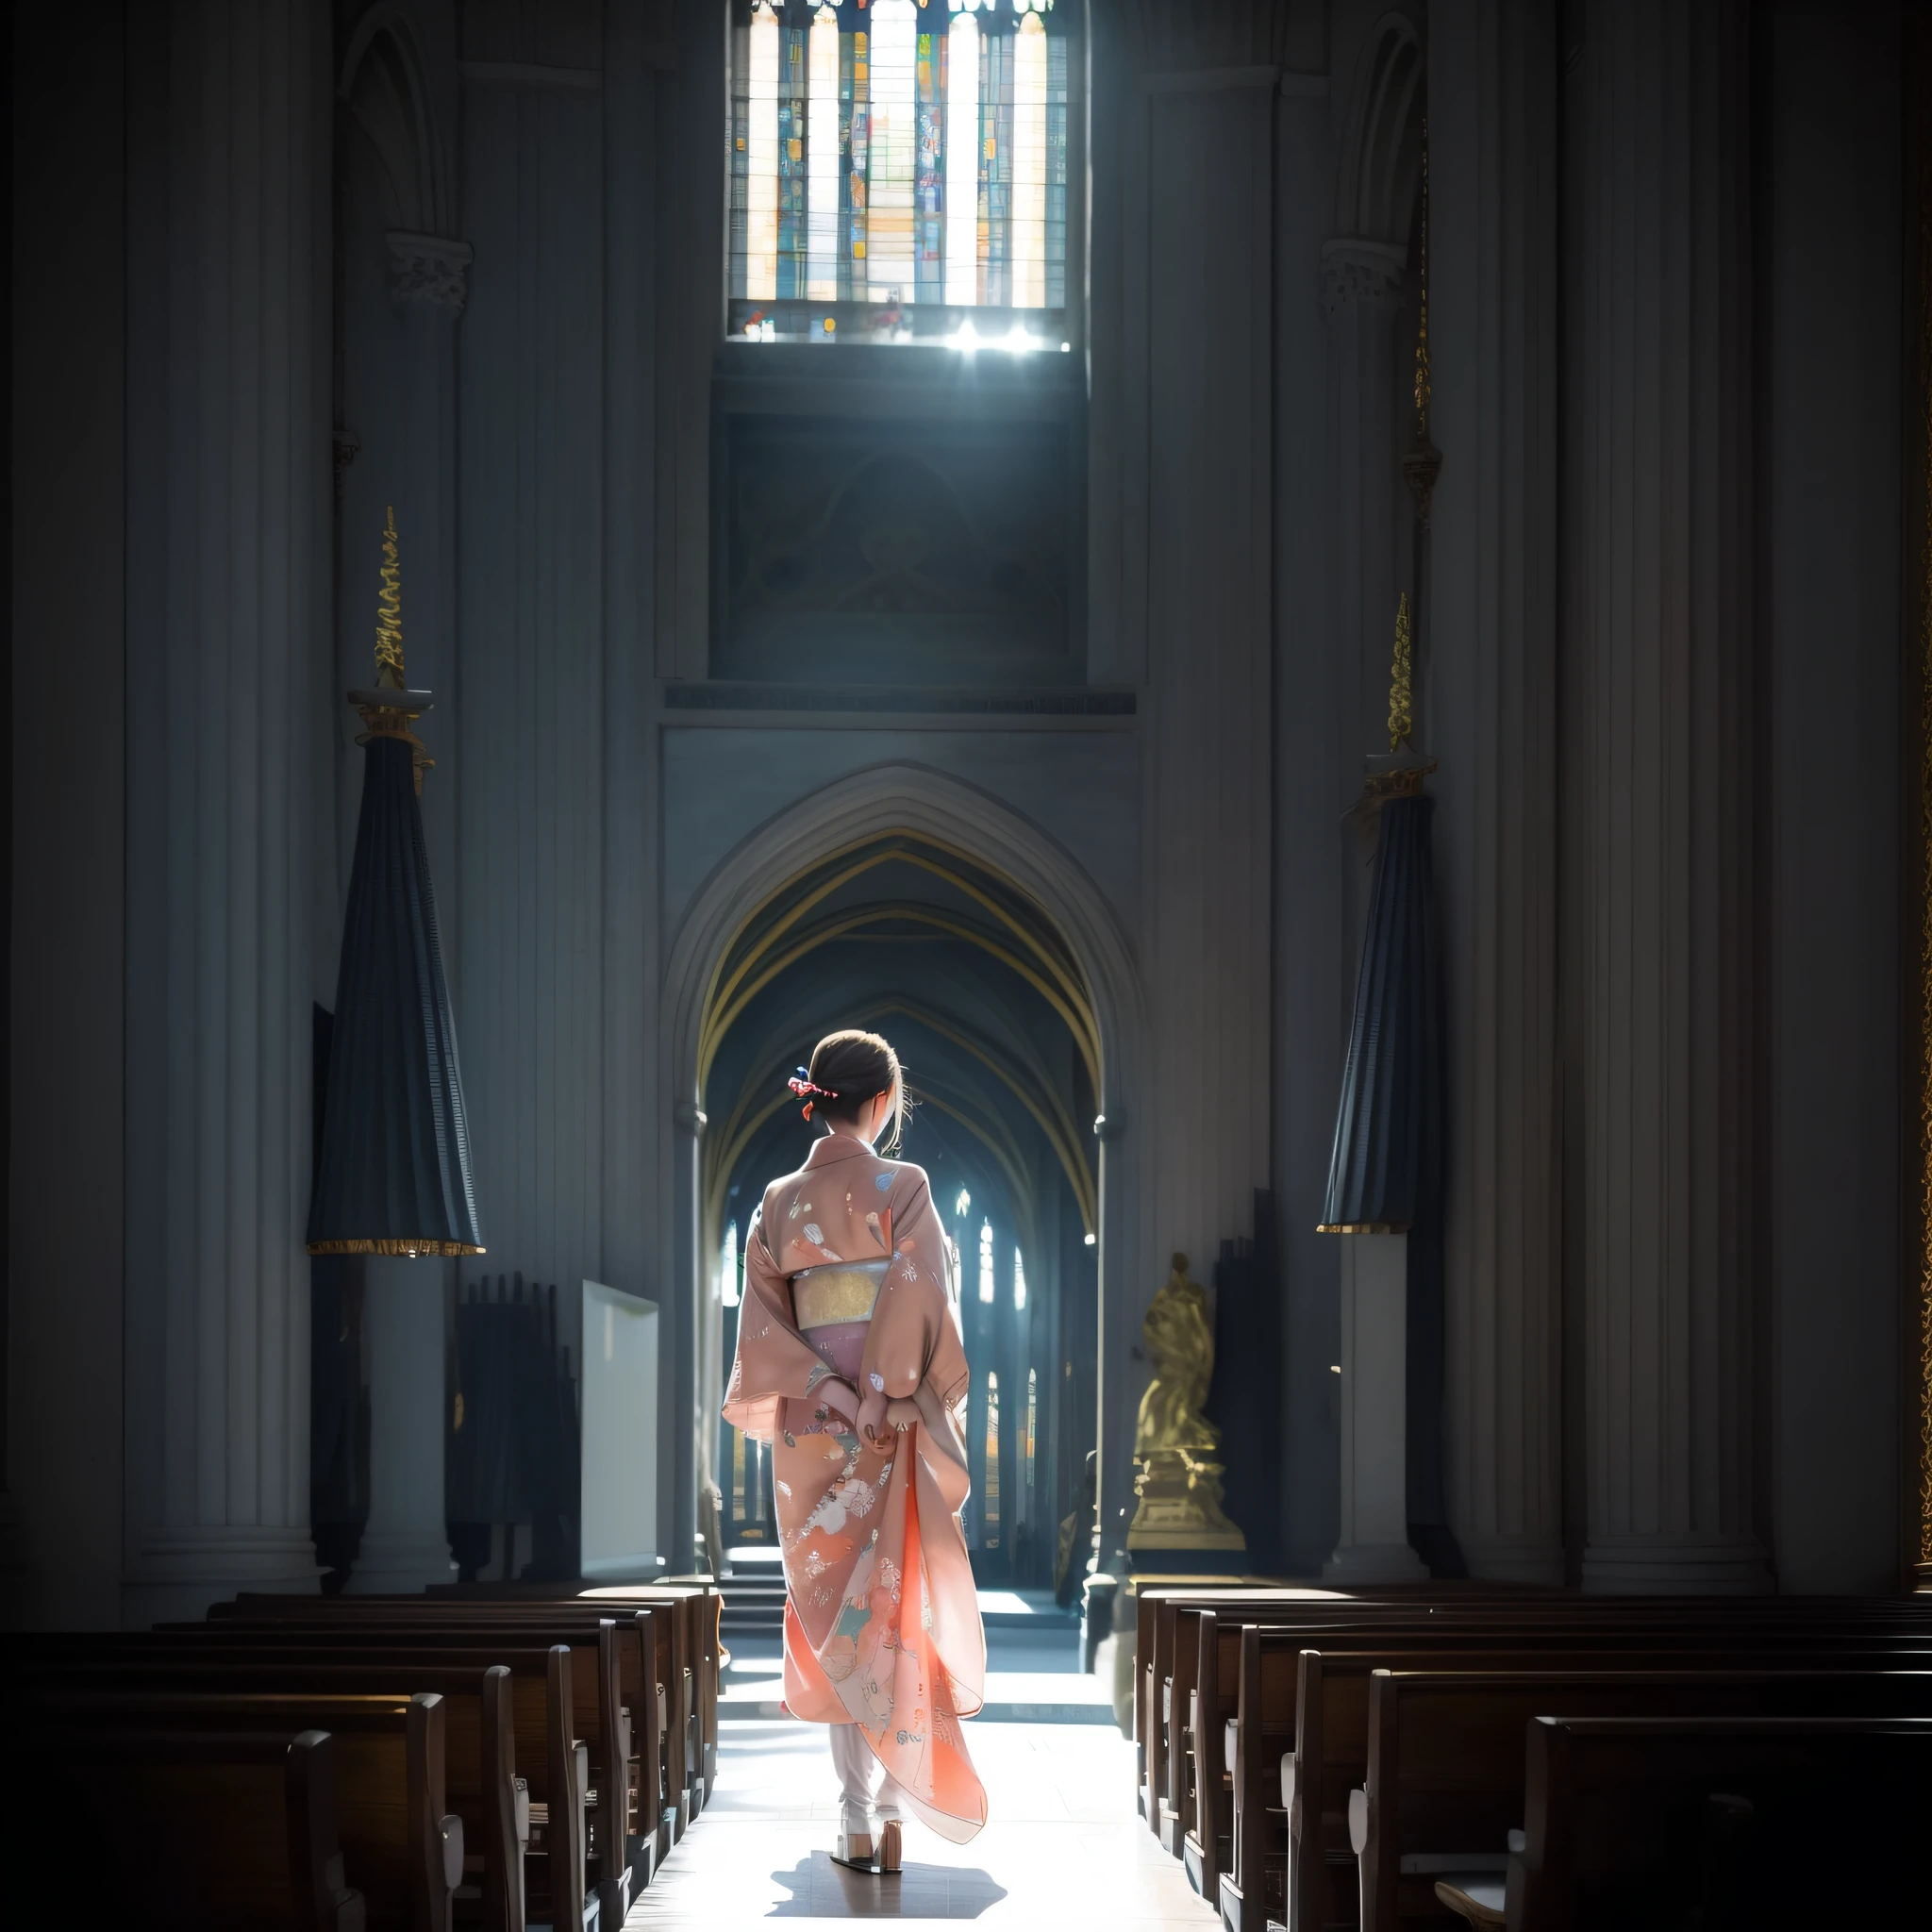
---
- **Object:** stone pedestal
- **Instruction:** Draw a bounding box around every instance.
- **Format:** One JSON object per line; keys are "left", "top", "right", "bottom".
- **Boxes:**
{"left": 1126, "top": 1447, "right": 1246, "bottom": 1565}
{"left": 347, "top": 1259, "right": 455, "bottom": 1594}
{"left": 1325, "top": 1234, "right": 1426, "bottom": 1584}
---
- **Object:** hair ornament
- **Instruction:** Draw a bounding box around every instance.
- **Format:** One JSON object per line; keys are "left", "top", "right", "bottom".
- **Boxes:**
{"left": 787, "top": 1067, "right": 839, "bottom": 1121}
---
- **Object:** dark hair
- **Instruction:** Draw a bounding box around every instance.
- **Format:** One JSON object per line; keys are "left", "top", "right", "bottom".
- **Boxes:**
{"left": 806, "top": 1028, "right": 910, "bottom": 1155}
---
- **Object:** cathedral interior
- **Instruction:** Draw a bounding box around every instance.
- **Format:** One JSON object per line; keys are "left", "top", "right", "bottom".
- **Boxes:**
{"left": 8, "top": 0, "right": 1932, "bottom": 1926}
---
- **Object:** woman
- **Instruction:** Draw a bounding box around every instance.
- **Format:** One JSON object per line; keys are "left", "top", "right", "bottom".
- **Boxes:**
{"left": 723, "top": 1029, "right": 988, "bottom": 1869}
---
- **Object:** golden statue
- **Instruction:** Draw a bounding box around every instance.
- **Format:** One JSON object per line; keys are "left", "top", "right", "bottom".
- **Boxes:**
{"left": 1127, "top": 1254, "right": 1244, "bottom": 1553}
{"left": 1135, "top": 1253, "right": 1219, "bottom": 1456}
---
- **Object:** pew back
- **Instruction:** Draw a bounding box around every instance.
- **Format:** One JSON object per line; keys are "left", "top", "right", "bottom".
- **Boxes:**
{"left": 5, "top": 1727, "right": 365, "bottom": 1931}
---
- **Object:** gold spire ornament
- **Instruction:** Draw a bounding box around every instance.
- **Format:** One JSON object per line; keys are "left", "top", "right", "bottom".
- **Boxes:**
{"left": 1403, "top": 117, "right": 1443, "bottom": 525}
{"left": 1358, "top": 592, "right": 1438, "bottom": 811}
{"left": 1388, "top": 591, "right": 1414, "bottom": 751}
{"left": 375, "top": 505, "right": 407, "bottom": 688}
{"left": 349, "top": 507, "right": 436, "bottom": 793}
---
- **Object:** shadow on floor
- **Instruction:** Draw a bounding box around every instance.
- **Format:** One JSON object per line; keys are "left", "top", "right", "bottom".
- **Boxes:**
{"left": 767, "top": 1853, "right": 1009, "bottom": 1919}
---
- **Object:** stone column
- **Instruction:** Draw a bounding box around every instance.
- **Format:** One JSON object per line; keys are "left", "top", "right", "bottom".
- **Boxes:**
{"left": 1324, "top": 1235, "right": 1428, "bottom": 1582}
{"left": 1134, "top": 54, "right": 1277, "bottom": 1551}
{"left": 1569, "top": 0, "right": 1769, "bottom": 1593}
{"left": 123, "top": 0, "right": 333, "bottom": 1623}
{"left": 349, "top": 1263, "right": 456, "bottom": 1592}
{"left": 1428, "top": 0, "right": 1564, "bottom": 1583}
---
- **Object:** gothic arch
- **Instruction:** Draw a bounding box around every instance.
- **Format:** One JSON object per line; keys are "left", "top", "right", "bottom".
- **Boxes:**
{"left": 659, "top": 761, "right": 1151, "bottom": 1569}
{"left": 339, "top": 5, "right": 449, "bottom": 237}
{"left": 1333, "top": 11, "right": 1425, "bottom": 251}
{"left": 664, "top": 763, "right": 1145, "bottom": 1120}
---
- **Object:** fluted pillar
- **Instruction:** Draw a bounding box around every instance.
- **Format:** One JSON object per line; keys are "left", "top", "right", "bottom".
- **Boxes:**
{"left": 1135, "top": 54, "right": 1277, "bottom": 1550}
{"left": 1429, "top": 0, "right": 1563, "bottom": 1583}
{"left": 1570, "top": 0, "right": 1769, "bottom": 1593}
{"left": 123, "top": 0, "right": 333, "bottom": 1623}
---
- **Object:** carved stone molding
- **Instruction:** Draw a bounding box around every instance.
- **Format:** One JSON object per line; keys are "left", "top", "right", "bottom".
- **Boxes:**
{"left": 386, "top": 230, "right": 474, "bottom": 310}
{"left": 1322, "top": 237, "right": 1406, "bottom": 315}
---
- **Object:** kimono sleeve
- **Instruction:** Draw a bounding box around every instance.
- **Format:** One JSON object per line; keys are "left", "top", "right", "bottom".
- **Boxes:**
{"left": 722, "top": 1200, "right": 845, "bottom": 1442}
{"left": 858, "top": 1165, "right": 970, "bottom": 1410}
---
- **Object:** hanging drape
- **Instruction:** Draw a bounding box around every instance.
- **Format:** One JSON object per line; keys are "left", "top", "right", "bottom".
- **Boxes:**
{"left": 1321, "top": 794, "right": 1440, "bottom": 1232}
{"left": 306, "top": 731, "right": 484, "bottom": 1256}
{"left": 1319, "top": 793, "right": 1459, "bottom": 1570}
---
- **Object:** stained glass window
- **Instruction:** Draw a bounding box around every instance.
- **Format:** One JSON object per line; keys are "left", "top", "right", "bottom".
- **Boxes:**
{"left": 1025, "top": 1365, "right": 1037, "bottom": 1490}
{"left": 1012, "top": 1245, "right": 1026, "bottom": 1311}
{"left": 983, "top": 1370, "right": 1001, "bottom": 1546}
{"left": 721, "top": 1219, "right": 741, "bottom": 1308}
{"left": 978, "top": 1219, "right": 995, "bottom": 1304}
{"left": 728, "top": 0, "right": 1072, "bottom": 347}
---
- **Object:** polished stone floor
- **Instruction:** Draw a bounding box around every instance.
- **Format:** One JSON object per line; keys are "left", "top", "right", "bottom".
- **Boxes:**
{"left": 625, "top": 1622, "right": 1215, "bottom": 1929}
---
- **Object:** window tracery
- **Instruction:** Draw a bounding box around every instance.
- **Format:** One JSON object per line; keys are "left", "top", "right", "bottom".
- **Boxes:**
{"left": 728, "top": 0, "right": 1071, "bottom": 347}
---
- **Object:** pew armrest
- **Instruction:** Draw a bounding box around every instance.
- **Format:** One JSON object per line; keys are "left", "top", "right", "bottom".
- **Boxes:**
{"left": 1280, "top": 1755, "right": 1296, "bottom": 1815}
{"left": 515, "top": 1778, "right": 531, "bottom": 1847}
{"left": 1348, "top": 1786, "right": 1368, "bottom": 1858}
{"left": 440, "top": 1815, "right": 465, "bottom": 1893}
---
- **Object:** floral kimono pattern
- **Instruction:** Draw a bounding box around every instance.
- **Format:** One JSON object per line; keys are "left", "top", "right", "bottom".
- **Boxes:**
{"left": 723, "top": 1134, "right": 987, "bottom": 1843}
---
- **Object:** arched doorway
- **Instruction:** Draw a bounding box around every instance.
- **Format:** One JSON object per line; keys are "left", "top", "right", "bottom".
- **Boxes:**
{"left": 699, "top": 833, "right": 1097, "bottom": 1586}
{"left": 660, "top": 765, "right": 1147, "bottom": 1590}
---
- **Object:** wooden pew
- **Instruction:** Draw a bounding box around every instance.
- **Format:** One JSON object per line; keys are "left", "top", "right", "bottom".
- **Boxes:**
{"left": 27, "top": 1690, "right": 459, "bottom": 1932}
{"left": 29, "top": 1642, "right": 550, "bottom": 1932}
{"left": 232, "top": 1583, "right": 718, "bottom": 1807}
{"left": 216, "top": 1585, "right": 711, "bottom": 1841}
{"left": 1221, "top": 1621, "right": 1932, "bottom": 1932}
{"left": 1155, "top": 1586, "right": 1932, "bottom": 1872}
{"left": 1509, "top": 1715, "right": 1932, "bottom": 1929}
{"left": 203, "top": 1595, "right": 689, "bottom": 1906}
{"left": 1138, "top": 1580, "right": 1599, "bottom": 1829}
{"left": 1361, "top": 1667, "right": 1932, "bottom": 1932}
{"left": 4, "top": 1726, "right": 365, "bottom": 1929}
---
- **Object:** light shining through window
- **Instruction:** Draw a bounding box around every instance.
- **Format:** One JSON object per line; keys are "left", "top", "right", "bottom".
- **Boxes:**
{"left": 722, "top": 1220, "right": 741, "bottom": 1308}
{"left": 978, "top": 1219, "right": 995, "bottom": 1304}
{"left": 956, "top": 1187, "right": 972, "bottom": 1221}
{"left": 1012, "top": 13, "right": 1047, "bottom": 308}
{"left": 983, "top": 1370, "right": 1000, "bottom": 1546}
{"left": 806, "top": 5, "right": 841, "bottom": 298}
{"left": 726, "top": 0, "right": 1070, "bottom": 346}
{"left": 866, "top": 0, "right": 917, "bottom": 298}
{"left": 744, "top": 2, "right": 780, "bottom": 300}
{"left": 944, "top": 9, "right": 979, "bottom": 305}
{"left": 1012, "top": 1247, "right": 1026, "bottom": 1311}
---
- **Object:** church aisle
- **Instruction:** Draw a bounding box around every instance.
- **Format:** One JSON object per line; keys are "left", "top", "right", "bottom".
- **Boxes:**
{"left": 625, "top": 1717, "right": 1216, "bottom": 1928}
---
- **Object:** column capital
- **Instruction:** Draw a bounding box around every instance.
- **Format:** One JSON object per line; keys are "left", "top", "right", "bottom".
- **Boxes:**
{"left": 386, "top": 230, "right": 474, "bottom": 310}
{"left": 1322, "top": 237, "right": 1406, "bottom": 315}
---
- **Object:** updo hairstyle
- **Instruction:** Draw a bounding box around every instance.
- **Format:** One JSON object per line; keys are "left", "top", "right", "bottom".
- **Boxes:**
{"left": 807, "top": 1028, "right": 910, "bottom": 1155}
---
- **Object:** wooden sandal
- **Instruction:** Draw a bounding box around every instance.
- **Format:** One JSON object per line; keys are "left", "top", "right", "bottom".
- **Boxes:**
{"left": 875, "top": 1819, "right": 902, "bottom": 1874}
{"left": 831, "top": 1828, "right": 877, "bottom": 1872}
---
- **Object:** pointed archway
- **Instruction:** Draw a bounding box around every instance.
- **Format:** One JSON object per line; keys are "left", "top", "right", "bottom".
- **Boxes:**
{"left": 657, "top": 763, "right": 1148, "bottom": 1583}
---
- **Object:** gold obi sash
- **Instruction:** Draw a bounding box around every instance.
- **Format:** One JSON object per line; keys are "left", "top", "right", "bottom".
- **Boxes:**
{"left": 791, "top": 1259, "right": 888, "bottom": 1330}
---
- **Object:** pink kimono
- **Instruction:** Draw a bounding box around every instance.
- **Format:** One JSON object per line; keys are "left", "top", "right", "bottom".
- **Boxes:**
{"left": 722, "top": 1134, "right": 988, "bottom": 1843}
